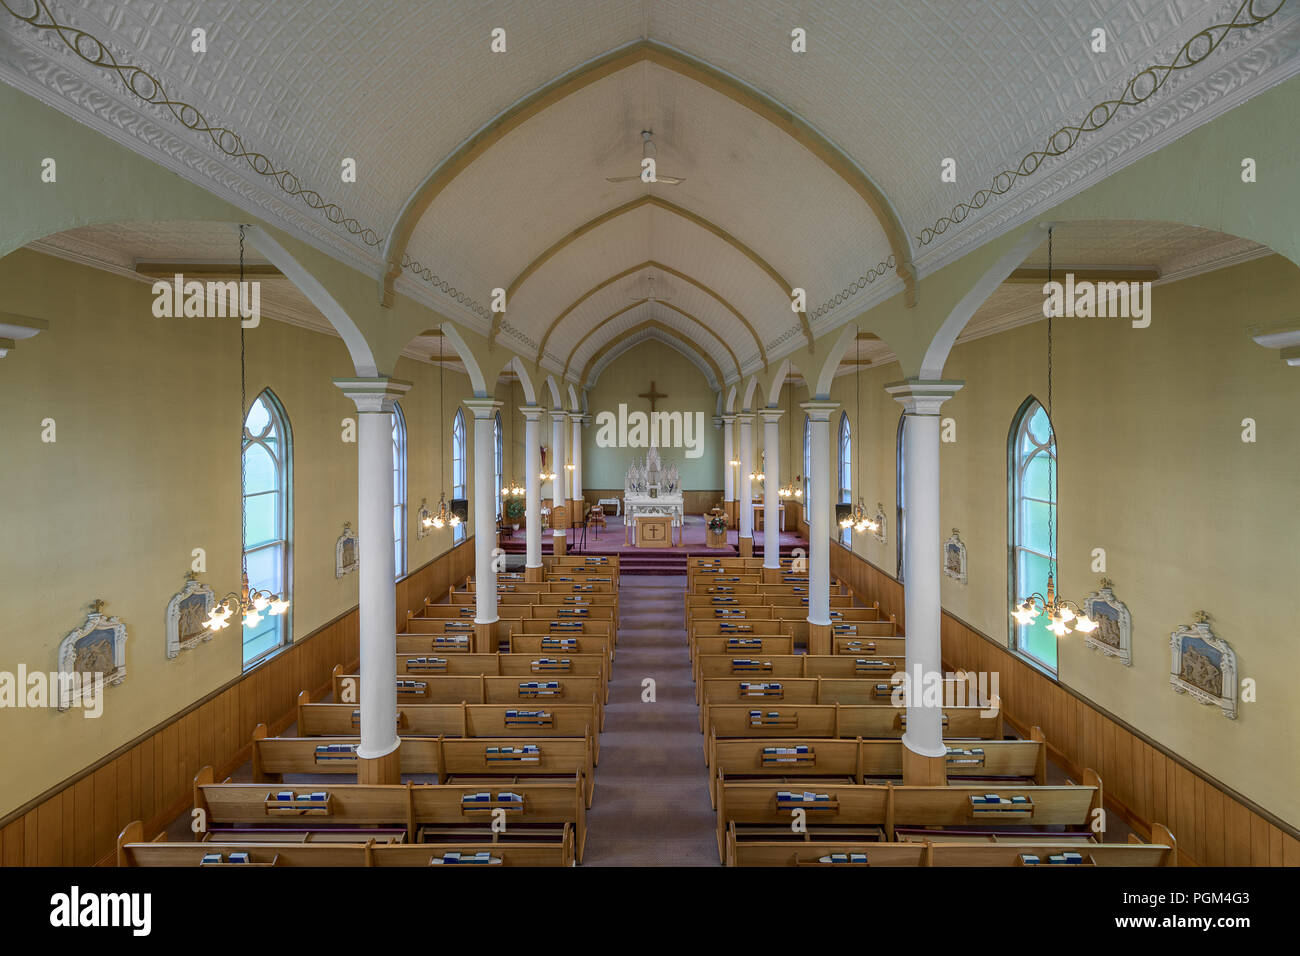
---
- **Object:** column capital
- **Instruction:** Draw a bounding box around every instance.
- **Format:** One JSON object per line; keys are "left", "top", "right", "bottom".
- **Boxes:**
{"left": 800, "top": 400, "right": 839, "bottom": 423}
{"left": 759, "top": 407, "right": 785, "bottom": 424}
{"left": 567, "top": 411, "right": 585, "bottom": 424}
{"left": 519, "top": 404, "right": 544, "bottom": 422}
{"left": 719, "top": 412, "right": 737, "bottom": 424}
{"left": 333, "top": 376, "right": 412, "bottom": 413}
{"left": 734, "top": 411, "right": 755, "bottom": 424}
{"left": 463, "top": 397, "right": 503, "bottom": 420}
{"left": 884, "top": 379, "right": 963, "bottom": 415}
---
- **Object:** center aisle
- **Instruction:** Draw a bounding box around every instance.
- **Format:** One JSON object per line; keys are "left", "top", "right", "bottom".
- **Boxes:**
{"left": 581, "top": 573, "right": 718, "bottom": 866}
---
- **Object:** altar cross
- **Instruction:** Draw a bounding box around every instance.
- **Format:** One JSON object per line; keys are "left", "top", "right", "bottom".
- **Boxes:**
{"left": 639, "top": 380, "right": 667, "bottom": 413}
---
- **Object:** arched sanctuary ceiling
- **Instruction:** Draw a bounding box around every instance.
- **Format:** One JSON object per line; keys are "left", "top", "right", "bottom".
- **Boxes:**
{"left": 4, "top": 1, "right": 1297, "bottom": 379}
{"left": 586, "top": 325, "right": 720, "bottom": 391}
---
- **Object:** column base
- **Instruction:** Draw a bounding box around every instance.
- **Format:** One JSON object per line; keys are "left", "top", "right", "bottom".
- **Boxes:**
{"left": 901, "top": 745, "right": 948, "bottom": 786}
{"left": 807, "top": 622, "right": 832, "bottom": 656}
{"left": 762, "top": 567, "right": 782, "bottom": 584}
{"left": 525, "top": 565, "right": 544, "bottom": 583}
{"left": 738, "top": 536, "right": 753, "bottom": 557}
{"left": 357, "top": 744, "right": 402, "bottom": 785}
{"left": 552, "top": 532, "right": 567, "bottom": 556}
{"left": 473, "top": 621, "right": 497, "bottom": 654}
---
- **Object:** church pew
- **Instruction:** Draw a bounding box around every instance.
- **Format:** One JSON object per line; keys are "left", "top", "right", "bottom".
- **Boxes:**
{"left": 395, "top": 631, "right": 474, "bottom": 654}
{"left": 826, "top": 635, "right": 906, "bottom": 658}
{"left": 452, "top": 591, "right": 619, "bottom": 621}
{"left": 688, "top": 619, "right": 792, "bottom": 664}
{"left": 329, "top": 668, "right": 605, "bottom": 729}
{"left": 545, "top": 554, "right": 620, "bottom": 567}
{"left": 722, "top": 824, "right": 1176, "bottom": 867}
{"left": 705, "top": 731, "right": 1047, "bottom": 806}
{"left": 193, "top": 769, "right": 589, "bottom": 860}
{"left": 701, "top": 676, "right": 938, "bottom": 729}
{"left": 694, "top": 656, "right": 907, "bottom": 705}
{"left": 392, "top": 652, "right": 608, "bottom": 702}
{"left": 517, "top": 615, "right": 616, "bottom": 646}
{"left": 250, "top": 728, "right": 596, "bottom": 805}
{"left": 118, "top": 822, "right": 575, "bottom": 867}
{"left": 705, "top": 703, "right": 1002, "bottom": 744}
{"left": 461, "top": 579, "right": 616, "bottom": 595}
{"left": 295, "top": 696, "right": 600, "bottom": 760}
{"left": 508, "top": 631, "right": 614, "bottom": 664}
{"left": 688, "top": 573, "right": 764, "bottom": 591}
{"left": 685, "top": 591, "right": 853, "bottom": 609}
{"left": 774, "top": 607, "right": 890, "bottom": 645}
{"left": 692, "top": 636, "right": 795, "bottom": 677}
{"left": 688, "top": 557, "right": 765, "bottom": 571}
{"left": 714, "top": 777, "right": 1102, "bottom": 861}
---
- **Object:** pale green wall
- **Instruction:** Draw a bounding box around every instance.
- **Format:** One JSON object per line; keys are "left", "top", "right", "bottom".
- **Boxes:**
{"left": 823, "top": 255, "right": 1300, "bottom": 826}
{"left": 581, "top": 339, "right": 721, "bottom": 491}
{"left": 0, "top": 250, "right": 479, "bottom": 815}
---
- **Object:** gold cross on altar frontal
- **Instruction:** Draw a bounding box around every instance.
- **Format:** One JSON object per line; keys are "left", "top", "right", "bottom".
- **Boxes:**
{"left": 639, "top": 380, "right": 667, "bottom": 413}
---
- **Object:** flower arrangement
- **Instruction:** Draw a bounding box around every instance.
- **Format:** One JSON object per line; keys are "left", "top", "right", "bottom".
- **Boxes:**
{"left": 708, "top": 514, "right": 728, "bottom": 535}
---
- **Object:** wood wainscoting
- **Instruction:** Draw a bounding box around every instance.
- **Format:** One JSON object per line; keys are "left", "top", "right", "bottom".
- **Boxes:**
{"left": 828, "top": 540, "right": 1298, "bottom": 867}
{"left": 0, "top": 537, "right": 475, "bottom": 867}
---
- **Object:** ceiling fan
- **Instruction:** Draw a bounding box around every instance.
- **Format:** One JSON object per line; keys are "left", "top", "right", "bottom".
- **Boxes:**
{"left": 606, "top": 130, "right": 684, "bottom": 186}
{"left": 631, "top": 273, "right": 672, "bottom": 302}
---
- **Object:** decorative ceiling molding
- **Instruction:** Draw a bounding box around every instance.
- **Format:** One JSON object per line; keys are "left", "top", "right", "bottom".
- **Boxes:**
{"left": 916, "top": 0, "right": 1287, "bottom": 251}
{"left": 583, "top": 322, "right": 722, "bottom": 390}
{"left": 493, "top": 194, "right": 809, "bottom": 350}
{"left": 563, "top": 298, "right": 741, "bottom": 382}
{"left": 534, "top": 258, "right": 766, "bottom": 368}
{"left": 380, "top": 38, "right": 914, "bottom": 309}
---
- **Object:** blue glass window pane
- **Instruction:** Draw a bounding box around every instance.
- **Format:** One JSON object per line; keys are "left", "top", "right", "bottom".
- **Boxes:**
{"left": 1023, "top": 452, "right": 1054, "bottom": 501}
{"left": 1022, "top": 499, "right": 1055, "bottom": 555}
{"left": 244, "top": 492, "right": 278, "bottom": 548}
{"left": 245, "top": 544, "right": 283, "bottom": 595}
{"left": 243, "top": 443, "right": 277, "bottom": 495}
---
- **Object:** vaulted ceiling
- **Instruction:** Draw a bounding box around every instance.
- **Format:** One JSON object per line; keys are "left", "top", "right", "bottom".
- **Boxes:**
{"left": 5, "top": 0, "right": 1298, "bottom": 387}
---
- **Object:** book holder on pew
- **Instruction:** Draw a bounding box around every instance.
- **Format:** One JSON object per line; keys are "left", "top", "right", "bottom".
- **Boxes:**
{"left": 485, "top": 745, "right": 542, "bottom": 765}
{"left": 731, "top": 659, "right": 773, "bottom": 673}
{"left": 741, "top": 682, "right": 783, "bottom": 699}
{"left": 1016, "top": 851, "right": 1095, "bottom": 866}
{"left": 505, "top": 710, "right": 554, "bottom": 728}
{"left": 397, "top": 681, "right": 429, "bottom": 700}
{"left": 749, "top": 710, "right": 798, "bottom": 728}
{"left": 531, "top": 659, "right": 572, "bottom": 673}
{"left": 854, "top": 659, "right": 891, "bottom": 676}
{"left": 776, "top": 792, "right": 839, "bottom": 812}
{"left": 407, "top": 657, "right": 449, "bottom": 673}
{"left": 264, "top": 791, "right": 333, "bottom": 816}
{"left": 200, "top": 852, "right": 279, "bottom": 867}
{"left": 313, "top": 743, "right": 358, "bottom": 765}
{"left": 968, "top": 794, "right": 1035, "bottom": 819}
{"left": 793, "top": 852, "right": 868, "bottom": 866}
{"left": 518, "top": 681, "right": 563, "bottom": 698}
{"left": 761, "top": 746, "right": 815, "bottom": 767}
{"left": 945, "top": 747, "right": 986, "bottom": 768}
{"left": 460, "top": 792, "right": 526, "bottom": 815}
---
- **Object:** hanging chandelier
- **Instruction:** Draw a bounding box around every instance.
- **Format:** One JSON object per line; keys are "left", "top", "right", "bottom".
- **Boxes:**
{"left": 422, "top": 332, "right": 461, "bottom": 531}
{"left": 749, "top": 450, "right": 765, "bottom": 483}
{"left": 839, "top": 498, "right": 880, "bottom": 535}
{"left": 204, "top": 225, "right": 290, "bottom": 632}
{"left": 1011, "top": 226, "right": 1096, "bottom": 639}
{"left": 539, "top": 414, "right": 557, "bottom": 482}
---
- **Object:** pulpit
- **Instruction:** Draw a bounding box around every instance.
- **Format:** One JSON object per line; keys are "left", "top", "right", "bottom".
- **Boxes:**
{"left": 706, "top": 509, "right": 729, "bottom": 549}
{"left": 632, "top": 513, "right": 673, "bottom": 548}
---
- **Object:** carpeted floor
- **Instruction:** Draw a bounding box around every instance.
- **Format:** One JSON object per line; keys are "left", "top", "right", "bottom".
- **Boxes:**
{"left": 581, "top": 573, "right": 720, "bottom": 866}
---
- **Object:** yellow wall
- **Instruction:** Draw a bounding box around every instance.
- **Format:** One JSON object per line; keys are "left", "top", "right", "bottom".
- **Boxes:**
{"left": 826, "top": 255, "right": 1300, "bottom": 825}
{"left": 582, "top": 338, "right": 722, "bottom": 490}
{"left": 0, "top": 250, "right": 480, "bottom": 816}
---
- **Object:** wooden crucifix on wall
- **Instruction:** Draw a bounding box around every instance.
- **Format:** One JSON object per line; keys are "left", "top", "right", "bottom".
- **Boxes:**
{"left": 639, "top": 380, "right": 667, "bottom": 413}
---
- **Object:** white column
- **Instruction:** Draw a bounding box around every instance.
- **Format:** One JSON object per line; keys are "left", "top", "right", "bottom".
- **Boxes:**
{"left": 570, "top": 412, "right": 584, "bottom": 510}
{"left": 522, "top": 405, "right": 543, "bottom": 569}
{"left": 760, "top": 408, "right": 783, "bottom": 569}
{"left": 721, "top": 414, "right": 736, "bottom": 504}
{"left": 885, "top": 380, "right": 963, "bottom": 759}
{"left": 802, "top": 402, "right": 837, "bottom": 627}
{"left": 333, "top": 376, "right": 411, "bottom": 761}
{"left": 736, "top": 412, "right": 754, "bottom": 541}
{"left": 551, "top": 409, "right": 566, "bottom": 535}
{"left": 465, "top": 398, "right": 503, "bottom": 625}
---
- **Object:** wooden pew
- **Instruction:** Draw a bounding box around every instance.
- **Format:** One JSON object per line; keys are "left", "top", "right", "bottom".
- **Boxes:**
{"left": 701, "top": 675, "right": 940, "bottom": 730}
{"left": 545, "top": 554, "right": 620, "bottom": 569}
{"left": 250, "top": 727, "right": 596, "bottom": 805}
{"left": 330, "top": 668, "right": 605, "bottom": 729}
{"left": 396, "top": 626, "right": 475, "bottom": 653}
{"left": 193, "top": 768, "right": 589, "bottom": 860}
{"left": 390, "top": 652, "right": 609, "bottom": 703}
{"left": 517, "top": 615, "right": 616, "bottom": 647}
{"left": 715, "top": 777, "right": 1102, "bottom": 862}
{"left": 508, "top": 631, "right": 614, "bottom": 663}
{"left": 705, "top": 703, "right": 1002, "bottom": 744}
{"left": 696, "top": 653, "right": 908, "bottom": 683}
{"left": 118, "top": 821, "right": 576, "bottom": 867}
{"left": 295, "top": 696, "right": 600, "bottom": 760}
{"left": 705, "top": 729, "right": 1048, "bottom": 805}
{"left": 722, "top": 824, "right": 1177, "bottom": 866}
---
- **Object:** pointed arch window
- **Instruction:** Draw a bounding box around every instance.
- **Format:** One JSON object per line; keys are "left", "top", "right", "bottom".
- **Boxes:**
{"left": 1009, "top": 397, "right": 1058, "bottom": 674}
{"left": 802, "top": 414, "right": 812, "bottom": 511}
{"left": 452, "top": 408, "right": 467, "bottom": 544}
{"left": 494, "top": 411, "right": 504, "bottom": 521}
{"left": 837, "top": 412, "right": 852, "bottom": 545}
{"left": 242, "top": 390, "right": 292, "bottom": 666}
{"left": 896, "top": 412, "right": 907, "bottom": 581}
{"left": 392, "top": 402, "right": 407, "bottom": 578}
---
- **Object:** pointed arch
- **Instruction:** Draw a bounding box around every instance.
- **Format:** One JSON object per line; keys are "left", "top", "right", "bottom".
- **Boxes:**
{"left": 1008, "top": 394, "right": 1058, "bottom": 675}
{"left": 581, "top": 320, "right": 723, "bottom": 388}
{"left": 242, "top": 387, "right": 293, "bottom": 665}
{"left": 391, "top": 401, "right": 408, "bottom": 578}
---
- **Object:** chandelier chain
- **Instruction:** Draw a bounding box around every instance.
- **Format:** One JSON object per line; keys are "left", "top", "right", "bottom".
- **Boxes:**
{"left": 1046, "top": 226, "right": 1056, "bottom": 581}
{"left": 238, "top": 224, "right": 249, "bottom": 580}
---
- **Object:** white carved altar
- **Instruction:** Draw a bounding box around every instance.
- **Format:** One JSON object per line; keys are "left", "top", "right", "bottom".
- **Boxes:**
{"left": 623, "top": 447, "right": 683, "bottom": 542}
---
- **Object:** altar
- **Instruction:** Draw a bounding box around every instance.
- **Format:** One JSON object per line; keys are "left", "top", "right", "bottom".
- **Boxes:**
{"left": 623, "top": 447, "right": 684, "bottom": 546}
